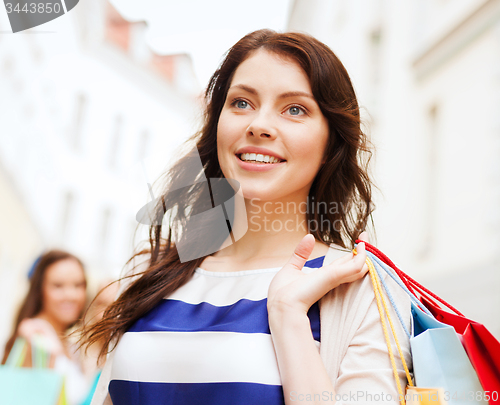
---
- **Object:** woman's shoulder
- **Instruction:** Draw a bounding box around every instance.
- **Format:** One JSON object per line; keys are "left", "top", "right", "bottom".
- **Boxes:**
{"left": 323, "top": 242, "right": 351, "bottom": 264}
{"left": 319, "top": 264, "right": 412, "bottom": 342}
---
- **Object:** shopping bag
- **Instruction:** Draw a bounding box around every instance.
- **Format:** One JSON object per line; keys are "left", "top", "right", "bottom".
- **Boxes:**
{"left": 0, "top": 338, "right": 68, "bottom": 405}
{"left": 409, "top": 300, "right": 487, "bottom": 404}
{"left": 362, "top": 248, "right": 487, "bottom": 405}
{"left": 422, "top": 295, "right": 500, "bottom": 402}
{"left": 360, "top": 239, "right": 500, "bottom": 403}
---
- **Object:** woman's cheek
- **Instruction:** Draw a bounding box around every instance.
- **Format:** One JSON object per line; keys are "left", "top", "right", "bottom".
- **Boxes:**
{"left": 78, "top": 288, "right": 87, "bottom": 308}
{"left": 46, "top": 286, "right": 62, "bottom": 304}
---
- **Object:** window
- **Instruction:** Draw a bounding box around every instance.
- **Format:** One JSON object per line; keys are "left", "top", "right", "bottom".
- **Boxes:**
{"left": 71, "top": 93, "right": 87, "bottom": 151}
{"left": 60, "top": 190, "right": 75, "bottom": 239}
{"left": 418, "top": 104, "right": 440, "bottom": 260}
{"left": 137, "top": 129, "right": 150, "bottom": 162}
{"left": 98, "top": 207, "right": 112, "bottom": 253}
{"left": 108, "top": 115, "right": 123, "bottom": 168}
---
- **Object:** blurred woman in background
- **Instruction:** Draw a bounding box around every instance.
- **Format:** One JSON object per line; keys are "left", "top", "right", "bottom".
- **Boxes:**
{"left": 2, "top": 249, "right": 91, "bottom": 405}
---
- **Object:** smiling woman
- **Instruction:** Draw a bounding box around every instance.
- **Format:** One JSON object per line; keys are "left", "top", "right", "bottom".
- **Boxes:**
{"left": 217, "top": 49, "right": 329, "bottom": 201}
{"left": 82, "top": 29, "right": 411, "bottom": 405}
{"left": 2, "top": 250, "right": 91, "bottom": 405}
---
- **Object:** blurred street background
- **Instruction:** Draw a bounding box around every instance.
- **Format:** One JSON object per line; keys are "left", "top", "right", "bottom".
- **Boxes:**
{"left": 1, "top": 0, "right": 499, "bottom": 358}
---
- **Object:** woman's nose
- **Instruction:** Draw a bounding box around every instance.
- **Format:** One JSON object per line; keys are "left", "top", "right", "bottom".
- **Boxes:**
{"left": 246, "top": 109, "right": 277, "bottom": 139}
{"left": 63, "top": 285, "right": 81, "bottom": 300}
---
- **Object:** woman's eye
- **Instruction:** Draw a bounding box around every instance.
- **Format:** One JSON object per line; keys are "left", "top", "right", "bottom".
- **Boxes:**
{"left": 287, "top": 106, "right": 306, "bottom": 116}
{"left": 233, "top": 99, "right": 249, "bottom": 109}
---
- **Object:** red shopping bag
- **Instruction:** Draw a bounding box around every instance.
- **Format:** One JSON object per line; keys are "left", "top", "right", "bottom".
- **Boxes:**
{"left": 421, "top": 295, "right": 500, "bottom": 399}
{"left": 358, "top": 240, "right": 500, "bottom": 403}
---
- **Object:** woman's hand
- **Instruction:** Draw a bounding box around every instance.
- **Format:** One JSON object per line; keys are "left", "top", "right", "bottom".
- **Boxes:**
{"left": 18, "top": 318, "right": 64, "bottom": 356}
{"left": 267, "top": 232, "right": 370, "bottom": 316}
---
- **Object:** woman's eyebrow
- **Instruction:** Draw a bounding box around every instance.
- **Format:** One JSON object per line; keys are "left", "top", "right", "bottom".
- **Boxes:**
{"left": 229, "top": 84, "right": 314, "bottom": 100}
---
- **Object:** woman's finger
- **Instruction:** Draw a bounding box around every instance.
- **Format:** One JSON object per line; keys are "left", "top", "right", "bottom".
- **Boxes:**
{"left": 358, "top": 231, "right": 370, "bottom": 244}
{"left": 354, "top": 240, "right": 366, "bottom": 257}
{"left": 286, "top": 234, "right": 315, "bottom": 271}
{"left": 358, "top": 231, "right": 369, "bottom": 243}
{"left": 356, "top": 241, "right": 369, "bottom": 266}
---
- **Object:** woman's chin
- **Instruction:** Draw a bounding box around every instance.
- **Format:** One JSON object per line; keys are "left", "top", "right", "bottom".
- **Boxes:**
{"left": 54, "top": 313, "right": 80, "bottom": 326}
{"left": 242, "top": 189, "right": 281, "bottom": 202}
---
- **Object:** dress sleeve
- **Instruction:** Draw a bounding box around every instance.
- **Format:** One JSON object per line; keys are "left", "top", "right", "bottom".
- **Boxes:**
{"left": 319, "top": 271, "right": 413, "bottom": 405}
{"left": 90, "top": 348, "right": 115, "bottom": 405}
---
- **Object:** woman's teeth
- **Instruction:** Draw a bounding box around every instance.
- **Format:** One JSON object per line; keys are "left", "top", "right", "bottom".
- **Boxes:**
{"left": 239, "top": 153, "right": 284, "bottom": 163}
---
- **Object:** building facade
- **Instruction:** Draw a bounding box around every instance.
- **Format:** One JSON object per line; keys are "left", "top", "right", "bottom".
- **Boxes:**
{"left": 288, "top": 0, "right": 500, "bottom": 337}
{"left": 0, "top": 0, "right": 200, "bottom": 354}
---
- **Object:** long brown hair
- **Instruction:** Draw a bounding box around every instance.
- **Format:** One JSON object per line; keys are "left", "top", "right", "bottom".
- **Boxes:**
{"left": 2, "top": 250, "right": 87, "bottom": 364}
{"left": 81, "top": 29, "right": 375, "bottom": 362}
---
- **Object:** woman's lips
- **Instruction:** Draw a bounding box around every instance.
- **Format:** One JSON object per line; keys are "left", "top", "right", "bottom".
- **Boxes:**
{"left": 57, "top": 303, "right": 79, "bottom": 313}
{"left": 235, "top": 154, "right": 286, "bottom": 172}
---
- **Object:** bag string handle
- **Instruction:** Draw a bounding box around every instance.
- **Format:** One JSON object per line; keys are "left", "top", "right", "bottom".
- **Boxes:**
{"left": 5, "top": 336, "right": 49, "bottom": 368}
{"left": 368, "top": 254, "right": 412, "bottom": 338}
{"left": 357, "top": 240, "right": 464, "bottom": 317}
{"left": 366, "top": 250, "right": 433, "bottom": 317}
{"left": 354, "top": 248, "right": 414, "bottom": 405}
{"left": 5, "top": 337, "right": 28, "bottom": 367}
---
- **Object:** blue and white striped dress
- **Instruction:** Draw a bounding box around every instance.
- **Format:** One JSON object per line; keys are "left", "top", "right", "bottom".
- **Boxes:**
{"left": 108, "top": 255, "right": 325, "bottom": 405}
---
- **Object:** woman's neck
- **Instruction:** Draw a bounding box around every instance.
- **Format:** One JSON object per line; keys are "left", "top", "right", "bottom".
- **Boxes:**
{"left": 211, "top": 193, "right": 329, "bottom": 264}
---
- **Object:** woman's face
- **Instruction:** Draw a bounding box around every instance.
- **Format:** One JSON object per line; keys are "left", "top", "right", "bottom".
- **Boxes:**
{"left": 217, "top": 48, "right": 329, "bottom": 202}
{"left": 41, "top": 259, "right": 87, "bottom": 327}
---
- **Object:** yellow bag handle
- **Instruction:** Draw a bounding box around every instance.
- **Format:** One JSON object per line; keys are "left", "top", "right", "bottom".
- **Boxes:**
{"left": 354, "top": 249, "right": 413, "bottom": 405}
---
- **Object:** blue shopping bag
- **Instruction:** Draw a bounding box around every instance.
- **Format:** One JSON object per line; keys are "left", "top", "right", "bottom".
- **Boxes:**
{"left": 410, "top": 301, "right": 487, "bottom": 404}
{"left": 0, "top": 338, "right": 67, "bottom": 405}
{"left": 0, "top": 367, "right": 66, "bottom": 405}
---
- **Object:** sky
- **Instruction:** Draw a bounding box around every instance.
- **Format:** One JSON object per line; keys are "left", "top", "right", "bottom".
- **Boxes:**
{"left": 109, "top": 0, "right": 293, "bottom": 87}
